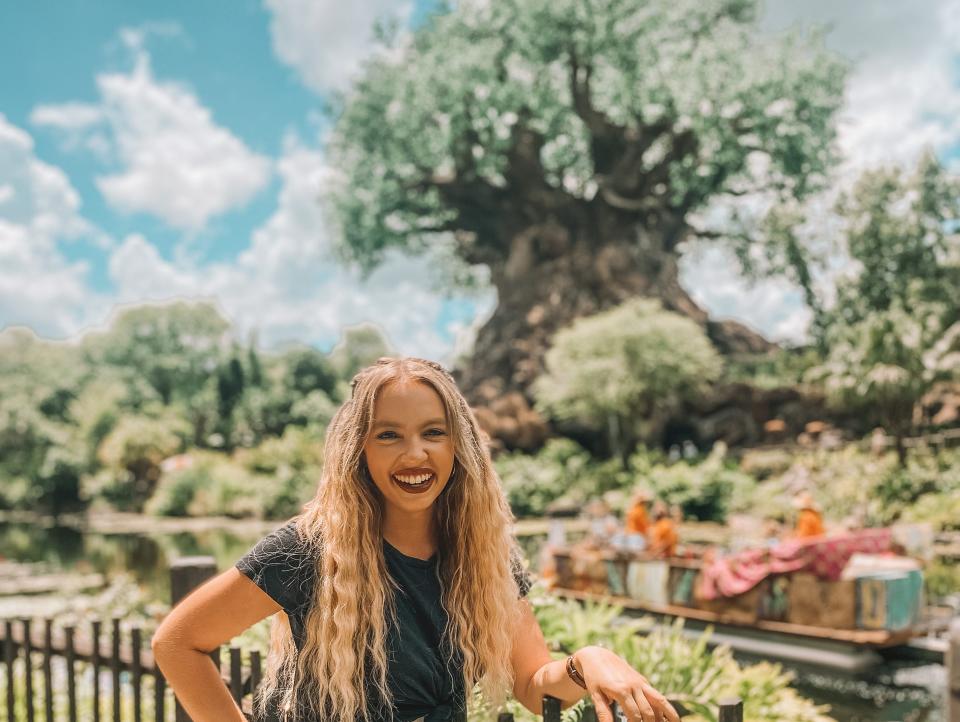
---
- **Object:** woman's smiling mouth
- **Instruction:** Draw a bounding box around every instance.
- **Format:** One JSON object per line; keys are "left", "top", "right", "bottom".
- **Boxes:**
{"left": 391, "top": 469, "right": 436, "bottom": 493}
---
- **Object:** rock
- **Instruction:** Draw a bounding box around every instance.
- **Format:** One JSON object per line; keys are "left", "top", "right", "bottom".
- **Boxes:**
{"left": 472, "top": 392, "right": 550, "bottom": 452}
{"left": 920, "top": 381, "right": 960, "bottom": 427}
{"left": 695, "top": 408, "right": 759, "bottom": 447}
{"left": 706, "top": 319, "right": 778, "bottom": 355}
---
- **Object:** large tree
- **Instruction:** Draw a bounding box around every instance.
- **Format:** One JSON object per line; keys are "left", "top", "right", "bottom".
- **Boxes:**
{"left": 328, "top": 0, "right": 846, "bottom": 405}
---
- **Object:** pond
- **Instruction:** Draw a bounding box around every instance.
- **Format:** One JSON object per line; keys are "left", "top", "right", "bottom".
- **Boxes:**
{"left": 0, "top": 518, "right": 945, "bottom": 722}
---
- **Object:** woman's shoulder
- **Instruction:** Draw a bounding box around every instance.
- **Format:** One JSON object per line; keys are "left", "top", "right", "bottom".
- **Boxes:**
{"left": 236, "top": 518, "right": 319, "bottom": 612}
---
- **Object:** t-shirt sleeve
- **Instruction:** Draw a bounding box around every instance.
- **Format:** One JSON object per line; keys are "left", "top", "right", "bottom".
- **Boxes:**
{"left": 510, "top": 548, "right": 533, "bottom": 598}
{"left": 236, "top": 520, "right": 316, "bottom": 613}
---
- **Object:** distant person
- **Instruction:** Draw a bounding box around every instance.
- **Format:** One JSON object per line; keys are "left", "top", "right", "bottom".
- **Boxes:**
{"left": 624, "top": 488, "right": 652, "bottom": 536}
{"left": 649, "top": 501, "right": 678, "bottom": 558}
{"left": 792, "top": 492, "right": 825, "bottom": 539}
{"left": 583, "top": 499, "right": 619, "bottom": 546}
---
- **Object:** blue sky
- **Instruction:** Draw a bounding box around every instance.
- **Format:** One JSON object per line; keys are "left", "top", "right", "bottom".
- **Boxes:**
{"left": 2, "top": 0, "right": 959, "bottom": 360}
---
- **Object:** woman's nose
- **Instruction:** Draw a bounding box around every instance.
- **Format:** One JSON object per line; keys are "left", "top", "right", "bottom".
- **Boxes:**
{"left": 401, "top": 438, "right": 429, "bottom": 462}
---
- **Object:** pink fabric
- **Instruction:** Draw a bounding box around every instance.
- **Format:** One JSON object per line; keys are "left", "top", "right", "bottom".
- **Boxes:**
{"left": 696, "top": 529, "right": 893, "bottom": 600}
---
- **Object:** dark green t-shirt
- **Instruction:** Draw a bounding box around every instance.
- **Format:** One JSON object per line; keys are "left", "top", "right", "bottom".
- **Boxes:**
{"left": 236, "top": 521, "right": 530, "bottom": 722}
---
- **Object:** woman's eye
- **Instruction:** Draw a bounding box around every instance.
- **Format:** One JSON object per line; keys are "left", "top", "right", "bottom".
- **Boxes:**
{"left": 425, "top": 428, "right": 446, "bottom": 437}
{"left": 377, "top": 431, "right": 398, "bottom": 440}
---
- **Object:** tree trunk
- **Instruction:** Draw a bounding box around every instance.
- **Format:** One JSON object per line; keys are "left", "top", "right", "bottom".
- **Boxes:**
{"left": 455, "top": 208, "right": 774, "bottom": 450}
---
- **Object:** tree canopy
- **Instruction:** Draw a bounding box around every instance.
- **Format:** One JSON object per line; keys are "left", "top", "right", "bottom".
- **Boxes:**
{"left": 329, "top": 0, "right": 846, "bottom": 290}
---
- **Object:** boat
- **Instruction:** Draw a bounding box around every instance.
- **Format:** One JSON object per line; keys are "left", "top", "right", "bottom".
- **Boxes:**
{"left": 543, "top": 528, "right": 955, "bottom": 671}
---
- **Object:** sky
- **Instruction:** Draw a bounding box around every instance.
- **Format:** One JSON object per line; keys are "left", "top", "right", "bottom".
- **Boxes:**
{"left": 2, "top": 0, "right": 959, "bottom": 362}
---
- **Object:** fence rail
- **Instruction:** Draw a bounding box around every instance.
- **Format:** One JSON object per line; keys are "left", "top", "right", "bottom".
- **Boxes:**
{"left": 0, "top": 558, "right": 750, "bottom": 722}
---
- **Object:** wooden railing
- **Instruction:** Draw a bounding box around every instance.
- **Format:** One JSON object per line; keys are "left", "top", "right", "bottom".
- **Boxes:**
{"left": 0, "top": 557, "right": 752, "bottom": 721}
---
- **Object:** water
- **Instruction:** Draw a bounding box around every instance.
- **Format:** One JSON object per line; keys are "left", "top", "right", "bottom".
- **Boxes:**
{"left": 0, "top": 519, "right": 946, "bottom": 721}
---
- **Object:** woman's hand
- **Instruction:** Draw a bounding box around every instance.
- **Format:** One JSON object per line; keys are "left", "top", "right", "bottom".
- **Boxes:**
{"left": 573, "top": 646, "right": 681, "bottom": 722}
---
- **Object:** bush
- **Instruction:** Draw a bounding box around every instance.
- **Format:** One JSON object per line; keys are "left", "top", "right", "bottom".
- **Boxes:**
{"left": 495, "top": 439, "right": 634, "bottom": 518}
{"left": 146, "top": 434, "right": 321, "bottom": 519}
{"left": 643, "top": 443, "right": 757, "bottom": 522}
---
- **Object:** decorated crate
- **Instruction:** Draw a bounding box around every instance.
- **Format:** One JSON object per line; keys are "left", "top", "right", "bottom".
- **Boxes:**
{"left": 759, "top": 575, "right": 790, "bottom": 622}
{"left": 668, "top": 567, "right": 698, "bottom": 607}
{"left": 605, "top": 557, "right": 630, "bottom": 597}
{"left": 786, "top": 573, "right": 856, "bottom": 628}
{"left": 856, "top": 570, "right": 923, "bottom": 631}
{"left": 625, "top": 560, "right": 670, "bottom": 606}
{"left": 697, "top": 583, "right": 765, "bottom": 625}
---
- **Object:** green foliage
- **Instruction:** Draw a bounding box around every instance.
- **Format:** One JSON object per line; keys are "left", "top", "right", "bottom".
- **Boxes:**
{"left": 495, "top": 438, "right": 632, "bottom": 517}
{"left": 496, "top": 437, "right": 748, "bottom": 523}
{"left": 642, "top": 443, "right": 757, "bottom": 521}
{"left": 0, "top": 402, "right": 85, "bottom": 514}
{"left": 470, "top": 586, "right": 834, "bottom": 722}
{"left": 147, "top": 427, "right": 323, "bottom": 519}
{"left": 806, "top": 156, "right": 960, "bottom": 456}
{"left": 745, "top": 444, "right": 960, "bottom": 529}
{"left": 0, "top": 301, "right": 341, "bottom": 516}
{"left": 722, "top": 347, "right": 823, "bottom": 390}
{"left": 328, "top": 324, "right": 393, "bottom": 382}
{"left": 83, "top": 302, "right": 232, "bottom": 406}
{"left": 828, "top": 153, "right": 960, "bottom": 328}
{"left": 924, "top": 560, "right": 960, "bottom": 600}
{"left": 95, "top": 412, "right": 192, "bottom": 511}
{"left": 806, "top": 292, "right": 960, "bottom": 458}
{"left": 534, "top": 300, "right": 721, "bottom": 459}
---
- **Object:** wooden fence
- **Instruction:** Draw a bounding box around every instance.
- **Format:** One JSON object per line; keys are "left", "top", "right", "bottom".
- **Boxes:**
{"left": 0, "top": 557, "right": 751, "bottom": 722}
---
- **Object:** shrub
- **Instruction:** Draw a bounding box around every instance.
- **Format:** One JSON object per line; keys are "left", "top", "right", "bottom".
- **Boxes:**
{"left": 643, "top": 443, "right": 757, "bottom": 522}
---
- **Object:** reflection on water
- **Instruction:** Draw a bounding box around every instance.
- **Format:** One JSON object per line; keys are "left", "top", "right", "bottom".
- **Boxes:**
{"left": 0, "top": 521, "right": 946, "bottom": 721}
{"left": 0, "top": 520, "right": 266, "bottom": 604}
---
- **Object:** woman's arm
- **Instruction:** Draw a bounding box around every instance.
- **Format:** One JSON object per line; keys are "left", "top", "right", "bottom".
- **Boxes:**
{"left": 151, "top": 567, "right": 282, "bottom": 722}
{"left": 510, "top": 599, "right": 680, "bottom": 722}
{"left": 509, "top": 599, "right": 585, "bottom": 712}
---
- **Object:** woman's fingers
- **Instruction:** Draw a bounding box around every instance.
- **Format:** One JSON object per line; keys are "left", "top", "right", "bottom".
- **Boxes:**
{"left": 639, "top": 682, "right": 681, "bottom": 722}
{"left": 620, "top": 690, "right": 662, "bottom": 722}
{"left": 629, "top": 688, "right": 658, "bottom": 722}
{"left": 591, "top": 691, "right": 616, "bottom": 722}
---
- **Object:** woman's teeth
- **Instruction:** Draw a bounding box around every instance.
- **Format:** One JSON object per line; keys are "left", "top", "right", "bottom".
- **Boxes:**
{"left": 394, "top": 473, "right": 433, "bottom": 485}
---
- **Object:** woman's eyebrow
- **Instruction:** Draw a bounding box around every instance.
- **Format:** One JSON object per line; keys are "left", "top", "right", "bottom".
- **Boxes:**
{"left": 371, "top": 417, "right": 447, "bottom": 430}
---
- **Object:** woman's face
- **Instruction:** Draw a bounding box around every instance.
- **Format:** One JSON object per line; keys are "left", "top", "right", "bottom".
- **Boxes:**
{"left": 362, "top": 379, "right": 456, "bottom": 520}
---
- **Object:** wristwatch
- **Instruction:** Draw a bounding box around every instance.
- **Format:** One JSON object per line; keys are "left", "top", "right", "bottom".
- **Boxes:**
{"left": 565, "top": 654, "right": 587, "bottom": 689}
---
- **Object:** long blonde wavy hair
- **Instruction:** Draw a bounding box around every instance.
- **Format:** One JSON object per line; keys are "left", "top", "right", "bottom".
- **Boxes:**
{"left": 257, "top": 357, "right": 523, "bottom": 722}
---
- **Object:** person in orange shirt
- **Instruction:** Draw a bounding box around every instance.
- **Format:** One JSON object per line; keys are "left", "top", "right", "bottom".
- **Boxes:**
{"left": 792, "top": 492, "right": 825, "bottom": 539}
{"left": 648, "top": 501, "right": 678, "bottom": 558}
{"left": 624, "top": 488, "right": 652, "bottom": 536}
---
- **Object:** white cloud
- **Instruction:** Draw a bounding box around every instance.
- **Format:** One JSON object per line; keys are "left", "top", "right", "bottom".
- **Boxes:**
{"left": 0, "top": 115, "right": 108, "bottom": 337}
{"left": 106, "top": 138, "right": 493, "bottom": 361}
{"left": 29, "top": 103, "right": 103, "bottom": 130}
{"left": 32, "top": 42, "right": 271, "bottom": 232}
{"left": 264, "top": 0, "right": 412, "bottom": 92}
{"left": 679, "top": 245, "right": 812, "bottom": 345}
{"left": 763, "top": 0, "right": 960, "bottom": 175}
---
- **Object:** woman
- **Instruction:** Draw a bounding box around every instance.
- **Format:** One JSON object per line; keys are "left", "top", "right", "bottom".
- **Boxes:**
{"left": 152, "top": 357, "right": 679, "bottom": 722}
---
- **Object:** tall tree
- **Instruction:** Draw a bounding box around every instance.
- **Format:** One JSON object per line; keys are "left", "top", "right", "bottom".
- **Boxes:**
{"left": 827, "top": 152, "right": 960, "bottom": 331}
{"left": 328, "top": 0, "right": 846, "bottom": 406}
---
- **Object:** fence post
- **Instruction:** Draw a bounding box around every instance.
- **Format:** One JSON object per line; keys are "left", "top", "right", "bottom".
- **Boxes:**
{"left": 948, "top": 617, "right": 960, "bottom": 722}
{"left": 718, "top": 697, "right": 743, "bottom": 722}
{"left": 169, "top": 556, "right": 218, "bottom": 722}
